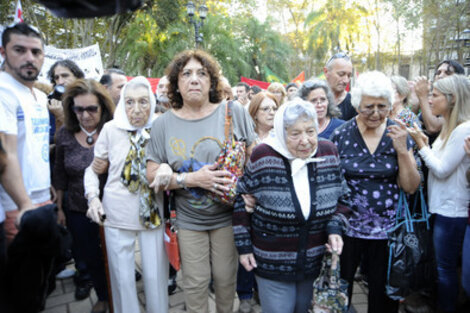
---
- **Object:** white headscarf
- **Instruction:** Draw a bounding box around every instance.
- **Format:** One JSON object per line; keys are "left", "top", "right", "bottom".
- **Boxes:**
{"left": 113, "top": 76, "right": 157, "bottom": 131}
{"left": 263, "top": 99, "right": 324, "bottom": 176}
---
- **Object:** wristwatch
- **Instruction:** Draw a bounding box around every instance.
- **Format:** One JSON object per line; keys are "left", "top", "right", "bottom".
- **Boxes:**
{"left": 176, "top": 173, "right": 187, "bottom": 189}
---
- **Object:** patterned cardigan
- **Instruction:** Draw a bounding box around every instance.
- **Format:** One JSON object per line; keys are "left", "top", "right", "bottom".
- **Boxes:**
{"left": 233, "top": 139, "right": 350, "bottom": 282}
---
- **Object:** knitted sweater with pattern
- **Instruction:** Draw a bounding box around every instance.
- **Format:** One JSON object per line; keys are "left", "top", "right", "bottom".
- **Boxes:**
{"left": 233, "top": 140, "right": 350, "bottom": 282}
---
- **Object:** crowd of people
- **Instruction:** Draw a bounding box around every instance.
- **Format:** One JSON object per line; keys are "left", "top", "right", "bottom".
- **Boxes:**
{"left": 0, "top": 21, "right": 469, "bottom": 313}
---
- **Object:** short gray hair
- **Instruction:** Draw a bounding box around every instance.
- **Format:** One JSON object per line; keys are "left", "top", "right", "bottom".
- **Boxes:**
{"left": 390, "top": 75, "right": 410, "bottom": 105}
{"left": 283, "top": 98, "right": 319, "bottom": 133}
{"left": 297, "top": 79, "right": 341, "bottom": 118}
{"left": 351, "top": 71, "right": 394, "bottom": 109}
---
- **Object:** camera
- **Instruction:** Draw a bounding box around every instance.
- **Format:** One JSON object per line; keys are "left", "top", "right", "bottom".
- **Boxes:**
{"left": 48, "top": 85, "right": 66, "bottom": 101}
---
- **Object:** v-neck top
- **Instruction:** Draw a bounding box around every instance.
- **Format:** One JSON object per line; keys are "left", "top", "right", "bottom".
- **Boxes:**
{"left": 330, "top": 118, "right": 413, "bottom": 239}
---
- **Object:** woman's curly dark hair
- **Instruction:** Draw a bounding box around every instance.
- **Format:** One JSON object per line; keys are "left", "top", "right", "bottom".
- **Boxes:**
{"left": 165, "top": 50, "right": 223, "bottom": 109}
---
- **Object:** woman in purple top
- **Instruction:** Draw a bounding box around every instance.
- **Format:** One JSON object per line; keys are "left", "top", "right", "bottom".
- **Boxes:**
{"left": 297, "top": 79, "right": 345, "bottom": 139}
{"left": 53, "top": 79, "right": 115, "bottom": 313}
{"left": 330, "top": 71, "right": 420, "bottom": 313}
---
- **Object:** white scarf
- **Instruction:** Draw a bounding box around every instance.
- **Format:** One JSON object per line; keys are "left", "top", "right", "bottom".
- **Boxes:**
{"left": 263, "top": 102, "right": 324, "bottom": 219}
{"left": 113, "top": 76, "right": 157, "bottom": 133}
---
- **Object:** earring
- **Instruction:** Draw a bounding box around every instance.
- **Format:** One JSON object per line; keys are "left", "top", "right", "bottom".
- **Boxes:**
{"left": 176, "top": 89, "right": 180, "bottom": 93}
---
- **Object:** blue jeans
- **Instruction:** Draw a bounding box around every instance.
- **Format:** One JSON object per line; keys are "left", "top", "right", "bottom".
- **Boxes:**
{"left": 462, "top": 224, "right": 470, "bottom": 297}
{"left": 433, "top": 214, "right": 467, "bottom": 312}
{"left": 255, "top": 275, "right": 314, "bottom": 313}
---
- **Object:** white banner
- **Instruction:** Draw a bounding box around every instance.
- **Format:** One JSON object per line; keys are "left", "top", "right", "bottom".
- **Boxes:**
{"left": 37, "top": 43, "right": 104, "bottom": 84}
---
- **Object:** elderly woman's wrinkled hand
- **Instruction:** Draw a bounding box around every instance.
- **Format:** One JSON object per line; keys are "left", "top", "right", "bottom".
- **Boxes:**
{"left": 241, "top": 194, "right": 256, "bottom": 213}
{"left": 86, "top": 197, "right": 106, "bottom": 225}
{"left": 92, "top": 157, "right": 109, "bottom": 175}
{"left": 149, "top": 163, "right": 173, "bottom": 192}
{"left": 414, "top": 76, "right": 430, "bottom": 100}
{"left": 240, "top": 253, "right": 257, "bottom": 272}
{"left": 387, "top": 119, "right": 409, "bottom": 154}
{"left": 326, "top": 234, "right": 343, "bottom": 255}
{"left": 193, "top": 162, "right": 233, "bottom": 196}
{"left": 407, "top": 122, "right": 429, "bottom": 150}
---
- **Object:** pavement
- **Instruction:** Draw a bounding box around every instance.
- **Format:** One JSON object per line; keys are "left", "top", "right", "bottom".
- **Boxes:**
{"left": 43, "top": 245, "right": 370, "bottom": 313}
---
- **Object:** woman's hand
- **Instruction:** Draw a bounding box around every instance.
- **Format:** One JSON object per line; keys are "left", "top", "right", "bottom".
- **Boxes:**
{"left": 326, "top": 234, "right": 343, "bottom": 255}
{"left": 464, "top": 136, "right": 470, "bottom": 156}
{"left": 92, "top": 157, "right": 109, "bottom": 175}
{"left": 189, "top": 162, "right": 233, "bottom": 196}
{"left": 241, "top": 194, "right": 256, "bottom": 213}
{"left": 414, "top": 76, "right": 430, "bottom": 100}
{"left": 407, "top": 122, "right": 429, "bottom": 150}
{"left": 149, "top": 163, "right": 173, "bottom": 192}
{"left": 86, "top": 197, "right": 105, "bottom": 225}
{"left": 387, "top": 119, "right": 410, "bottom": 154}
{"left": 239, "top": 253, "right": 257, "bottom": 271}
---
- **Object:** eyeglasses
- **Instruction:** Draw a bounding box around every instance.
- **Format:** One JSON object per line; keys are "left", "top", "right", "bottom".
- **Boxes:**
{"left": 326, "top": 52, "right": 351, "bottom": 67}
{"left": 260, "top": 106, "right": 277, "bottom": 113}
{"left": 72, "top": 105, "right": 99, "bottom": 114}
{"left": 358, "top": 104, "right": 390, "bottom": 116}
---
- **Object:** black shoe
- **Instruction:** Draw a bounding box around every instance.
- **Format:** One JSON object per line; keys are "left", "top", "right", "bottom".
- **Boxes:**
{"left": 135, "top": 270, "right": 142, "bottom": 281}
{"left": 75, "top": 281, "right": 93, "bottom": 300}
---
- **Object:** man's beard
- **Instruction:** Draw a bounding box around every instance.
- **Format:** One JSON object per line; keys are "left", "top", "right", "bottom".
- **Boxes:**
{"left": 5, "top": 57, "right": 40, "bottom": 82}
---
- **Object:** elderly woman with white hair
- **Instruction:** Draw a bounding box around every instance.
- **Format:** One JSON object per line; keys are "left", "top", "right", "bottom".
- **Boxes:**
{"left": 233, "top": 99, "right": 350, "bottom": 313}
{"left": 84, "top": 77, "right": 168, "bottom": 313}
{"left": 330, "top": 71, "right": 420, "bottom": 313}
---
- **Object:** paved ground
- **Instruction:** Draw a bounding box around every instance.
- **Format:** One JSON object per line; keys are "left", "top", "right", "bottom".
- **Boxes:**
{"left": 43, "top": 245, "right": 370, "bottom": 313}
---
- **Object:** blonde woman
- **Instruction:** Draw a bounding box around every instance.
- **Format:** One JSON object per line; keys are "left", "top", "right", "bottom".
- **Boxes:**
{"left": 408, "top": 74, "right": 470, "bottom": 313}
{"left": 267, "top": 82, "right": 286, "bottom": 105}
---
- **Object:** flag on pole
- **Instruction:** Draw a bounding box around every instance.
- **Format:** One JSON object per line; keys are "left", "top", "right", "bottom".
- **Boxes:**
{"left": 263, "top": 66, "right": 285, "bottom": 84}
{"left": 14, "top": 0, "right": 23, "bottom": 23}
{"left": 291, "top": 71, "right": 305, "bottom": 85}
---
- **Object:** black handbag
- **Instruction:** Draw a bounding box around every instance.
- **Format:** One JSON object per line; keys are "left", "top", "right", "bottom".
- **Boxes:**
{"left": 386, "top": 187, "right": 436, "bottom": 300}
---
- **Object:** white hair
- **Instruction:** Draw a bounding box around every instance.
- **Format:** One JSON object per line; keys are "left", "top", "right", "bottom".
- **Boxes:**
{"left": 283, "top": 98, "right": 319, "bottom": 132}
{"left": 351, "top": 71, "right": 394, "bottom": 109}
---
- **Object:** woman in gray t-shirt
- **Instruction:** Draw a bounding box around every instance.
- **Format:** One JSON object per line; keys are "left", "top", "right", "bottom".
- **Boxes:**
{"left": 146, "top": 50, "right": 254, "bottom": 313}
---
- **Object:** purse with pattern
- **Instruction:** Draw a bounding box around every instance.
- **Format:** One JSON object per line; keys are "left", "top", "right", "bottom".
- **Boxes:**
{"left": 311, "top": 251, "right": 349, "bottom": 313}
{"left": 207, "top": 101, "right": 246, "bottom": 205}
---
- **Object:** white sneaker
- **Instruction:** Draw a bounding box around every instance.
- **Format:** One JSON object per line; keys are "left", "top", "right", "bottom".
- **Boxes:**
{"left": 56, "top": 268, "right": 75, "bottom": 279}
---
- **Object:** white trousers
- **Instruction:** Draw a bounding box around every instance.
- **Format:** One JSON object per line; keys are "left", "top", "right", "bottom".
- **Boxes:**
{"left": 104, "top": 226, "right": 169, "bottom": 313}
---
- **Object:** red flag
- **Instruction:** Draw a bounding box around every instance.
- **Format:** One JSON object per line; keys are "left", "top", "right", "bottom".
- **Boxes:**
{"left": 14, "top": 0, "right": 23, "bottom": 23}
{"left": 291, "top": 71, "right": 305, "bottom": 85}
{"left": 240, "top": 76, "right": 270, "bottom": 90}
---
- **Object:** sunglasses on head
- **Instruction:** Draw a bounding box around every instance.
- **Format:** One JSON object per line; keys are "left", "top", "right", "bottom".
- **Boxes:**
{"left": 72, "top": 105, "right": 99, "bottom": 114}
{"left": 326, "top": 52, "right": 351, "bottom": 66}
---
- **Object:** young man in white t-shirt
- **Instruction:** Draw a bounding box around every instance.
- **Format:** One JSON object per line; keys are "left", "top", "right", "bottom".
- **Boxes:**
{"left": 0, "top": 22, "right": 50, "bottom": 243}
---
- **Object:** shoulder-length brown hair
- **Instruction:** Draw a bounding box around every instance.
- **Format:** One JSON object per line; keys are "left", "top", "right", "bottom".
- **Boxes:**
{"left": 62, "top": 79, "right": 115, "bottom": 133}
{"left": 248, "top": 92, "right": 280, "bottom": 130}
{"left": 165, "top": 49, "right": 223, "bottom": 109}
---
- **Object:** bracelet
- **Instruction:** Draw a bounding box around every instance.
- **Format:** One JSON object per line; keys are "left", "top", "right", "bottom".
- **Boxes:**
{"left": 176, "top": 173, "right": 187, "bottom": 190}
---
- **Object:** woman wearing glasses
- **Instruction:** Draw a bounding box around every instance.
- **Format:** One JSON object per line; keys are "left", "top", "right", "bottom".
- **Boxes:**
{"left": 297, "top": 79, "right": 345, "bottom": 139}
{"left": 53, "top": 79, "right": 115, "bottom": 313}
{"left": 330, "top": 71, "right": 420, "bottom": 313}
{"left": 248, "top": 92, "right": 280, "bottom": 142}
